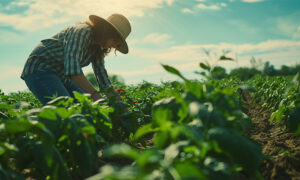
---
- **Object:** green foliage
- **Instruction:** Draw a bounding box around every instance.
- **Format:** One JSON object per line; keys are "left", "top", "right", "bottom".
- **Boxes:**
{"left": 229, "top": 67, "right": 261, "bottom": 81}
{"left": 1, "top": 59, "right": 297, "bottom": 179}
{"left": 91, "top": 64, "right": 262, "bottom": 179}
{"left": 247, "top": 73, "right": 300, "bottom": 133}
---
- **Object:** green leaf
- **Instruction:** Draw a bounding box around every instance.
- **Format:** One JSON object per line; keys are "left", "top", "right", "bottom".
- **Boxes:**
{"left": 32, "top": 143, "right": 72, "bottom": 180}
{"left": 47, "top": 96, "right": 69, "bottom": 105}
{"left": 154, "top": 131, "right": 171, "bottom": 149}
{"left": 38, "top": 106, "right": 58, "bottom": 120}
{"left": 163, "top": 141, "right": 189, "bottom": 167}
{"left": 0, "top": 146, "right": 5, "bottom": 156}
{"left": 204, "top": 156, "right": 232, "bottom": 180}
{"left": 134, "top": 123, "right": 158, "bottom": 140}
{"left": 152, "top": 97, "right": 182, "bottom": 123}
{"left": 102, "top": 143, "right": 138, "bottom": 160}
{"left": 286, "top": 105, "right": 300, "bottom": 134}
{"left": 136, "top": 149, "right": 163, "bottom": 169}
{"left": 175, "top": 162, "right": 207, "bottom": 180}
{"left": 161, "top": 64, "right": 188, "bottom": 81}
{"left": 208, "top": 127, "right": 263, "bottom": 176}
{"left": 81, "top": 125, "right": 96, "bottom": 135}
{"left": 152, "top": 108, "right": 173, "bottom": 126}
{"left": 200, "top": 62, "right": 211, "bottom": 71}
{"left": 219, "top": 55, "right": 234, "bottom": 61}
{"left": 4, "top": 119, "right": 33, "bottom": 134}
{"left": 73, "top": 92, "right": 91, "bottom": 103}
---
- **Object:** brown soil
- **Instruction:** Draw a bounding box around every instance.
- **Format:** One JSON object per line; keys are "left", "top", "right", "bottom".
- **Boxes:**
{"left": 240, "top": 90, "right": 300, "bottom": 180}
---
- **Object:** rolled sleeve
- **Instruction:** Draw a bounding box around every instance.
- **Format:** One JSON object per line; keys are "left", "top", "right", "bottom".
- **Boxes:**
{"left": 64, "top": 25, "right": 91, "bottom": 76}
{"left": 92, "top": 56, "right": 112, "bottom": 91}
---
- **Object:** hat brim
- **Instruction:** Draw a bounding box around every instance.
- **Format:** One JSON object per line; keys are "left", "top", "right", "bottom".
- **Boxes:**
{"left": 89, "top": 15, "right": 129, "bottom": 54}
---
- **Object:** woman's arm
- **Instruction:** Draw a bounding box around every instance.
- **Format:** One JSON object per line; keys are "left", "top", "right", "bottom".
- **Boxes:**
{"left": 69, "top": 74, "right": 103, "bottom": 101}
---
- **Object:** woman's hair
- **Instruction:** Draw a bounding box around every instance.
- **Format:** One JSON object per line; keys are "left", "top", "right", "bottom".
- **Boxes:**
{"left": 78, "top": 20, "right": 121, "bottom": 57}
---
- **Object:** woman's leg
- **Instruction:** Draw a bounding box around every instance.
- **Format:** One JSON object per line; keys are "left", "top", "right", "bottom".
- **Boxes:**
{"left": 23, "top": 69, "right": 72, "bottom": 105}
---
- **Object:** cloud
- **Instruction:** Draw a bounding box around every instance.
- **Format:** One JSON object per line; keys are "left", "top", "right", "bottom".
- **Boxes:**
{"left": 181, "top": 8, "right": 194, "bottom": 14}
{"left": 131, "top": 39, "right": 300, "bottom": 64}
{"left": 220, "top": 3, "right": 227, "bottom": 7}
{"left": 196, "top": 4, "right": 220, "bottom": 10}
{"left": 165, "top": 0, "right": 174, "bottom": 6}
{"left": 110, "top": 65, "right": 164, "bottom": 77}
{"left": 0, "top": 65, "right": 27, "bottom": 93}
{"left": 0, "top": 0, "right": 175, "bottom": 31}
{"left": 274, "top": 13, "right": 300, "bottom": 39}
{"left": 295, "top": 26, "right": 300, "bottom": 39}
{"left": 143, "top": 33, "right": 172, "bottom": 44}
{"left": 242, "top": 0, "right": 264, "bottom": 3}
{"left": 0, "top": 66, "right": 24, "bottom": 81}
{"left": 192, "top": 2, "right": 228, "bottom": 12}
{"left": 118, "top": 39, "right": 300, "bottom": 82}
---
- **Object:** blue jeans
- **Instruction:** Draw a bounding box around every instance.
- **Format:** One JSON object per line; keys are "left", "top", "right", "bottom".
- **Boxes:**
{"left": 23, "top": 69, "right": 85, "bottom": 105}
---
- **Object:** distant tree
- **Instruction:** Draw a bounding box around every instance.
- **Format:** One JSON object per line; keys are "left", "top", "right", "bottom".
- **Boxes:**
{"left": 290, "top": 64, "right": 300, "bottom": 75}
{"left": 109, "top": 74, "right": 125, "bottom": 86}
{"left": 263, "top": 61, "right": 277, "bottom": 76}
{"left": 210, "top": 66, "right": 227, "bottom": 80}
{"left": 229, "top": 67, "right": 261, "bottom": 81}
{"left": 279, "top": 65, "right": 292, "bottom": 76}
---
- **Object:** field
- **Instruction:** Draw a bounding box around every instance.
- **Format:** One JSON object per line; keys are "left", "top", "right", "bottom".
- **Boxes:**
{"left": 0, "top": 62, "right": 299, "bottom": 180}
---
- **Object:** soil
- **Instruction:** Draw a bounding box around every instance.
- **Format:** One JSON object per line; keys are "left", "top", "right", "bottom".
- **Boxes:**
{"left": 240, "top": 90, "right": 300, "bottom": 180}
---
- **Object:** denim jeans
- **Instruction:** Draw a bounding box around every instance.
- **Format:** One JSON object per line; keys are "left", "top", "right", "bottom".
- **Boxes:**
{"left": 23, "top": 69, "right": 85, "bottom": 105}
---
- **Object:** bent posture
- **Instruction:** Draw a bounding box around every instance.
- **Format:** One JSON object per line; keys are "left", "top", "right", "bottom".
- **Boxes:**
{"left": 21, "top": 14, "right": 131, "bottom": 105}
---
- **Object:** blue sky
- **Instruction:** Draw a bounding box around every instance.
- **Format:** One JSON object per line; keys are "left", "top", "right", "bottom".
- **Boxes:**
{"left": 0, "top": 0, "right": 300, "bottom": 93}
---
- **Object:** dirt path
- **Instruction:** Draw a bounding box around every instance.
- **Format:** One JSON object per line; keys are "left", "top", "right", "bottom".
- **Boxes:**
{"left": 240, "top": 90, "right": 300, "bottom": 180}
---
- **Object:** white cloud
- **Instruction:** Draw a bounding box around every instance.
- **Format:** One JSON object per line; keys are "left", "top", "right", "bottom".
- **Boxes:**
{"left": 197, "top": 4, "right": 220, "bottom": 10}
{"left": 0, "top": 0, "right": 175, "bottom": 31}
{"left": 165, "top": 0, "right": 174, "bottom": 6}
{"left": 242, "top": 0, "right": 264, "bottom": 3}
{"left": 113, "top": 39, "right": 300, "bottom": 82}
{"left": 2, "top": 39, "right": 300, "bottom": 92}
{"left": 294, "top": 26, "right": 300, "bottom": 38}
{"left": 4, "top": 0, "right": 33, "bottom": 10}
{"left": 143, "top": 33, "right": 172, "bottom": 44}
{"left": 0, "top": 65, "right": 27, "bottom": 93}
{"left": 131, "top": 39, "right": 300, "bottom": 65}
{"left": 220, "top": 3, "right": 227, "bottom": 7}
{"left": 275, "top": 15, "right": 300, "bottom": 39}
{"left": 111, "top": 65, "right": 163, "bottom": 77}
{"left": 0, "top": 66, "right": 24, "bottom": 81}
{"left": 181, "top": 8, "right": 194, "bottom": 14}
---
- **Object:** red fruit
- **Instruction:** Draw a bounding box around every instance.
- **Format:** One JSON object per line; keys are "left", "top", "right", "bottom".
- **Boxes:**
{"left": 116, "top": 88, "right": 126, "bottom": 92}
{"left": 131, "top": 101, "right": 138, "bottom": 104}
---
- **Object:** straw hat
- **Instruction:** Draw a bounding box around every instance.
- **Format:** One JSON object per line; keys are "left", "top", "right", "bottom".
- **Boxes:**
{"left": 89, "top": 14, "right": 131, "bottom": 54}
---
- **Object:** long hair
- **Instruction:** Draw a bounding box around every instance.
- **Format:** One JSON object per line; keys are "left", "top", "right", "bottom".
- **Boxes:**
{"left": 78, "top": 20, "right": 120, "bottom": 58}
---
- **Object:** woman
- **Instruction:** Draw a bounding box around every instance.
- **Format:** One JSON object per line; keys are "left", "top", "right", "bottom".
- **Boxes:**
{"left": 21, "top": 14, "right": 131, "bottom": 105}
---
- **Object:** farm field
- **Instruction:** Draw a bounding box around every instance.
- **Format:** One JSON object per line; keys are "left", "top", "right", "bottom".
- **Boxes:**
{"left": 0, "top": 63, "right": 299, "bottom": 180}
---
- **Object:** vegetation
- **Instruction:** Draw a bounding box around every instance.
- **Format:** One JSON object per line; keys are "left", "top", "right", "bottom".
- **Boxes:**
{"left": 0, "top": 57, "right": 299, "bottom": 179}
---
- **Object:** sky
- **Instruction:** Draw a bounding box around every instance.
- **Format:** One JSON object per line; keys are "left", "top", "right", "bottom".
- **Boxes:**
{"left": 0, "top": 0, "right": 300, "bottom": 93}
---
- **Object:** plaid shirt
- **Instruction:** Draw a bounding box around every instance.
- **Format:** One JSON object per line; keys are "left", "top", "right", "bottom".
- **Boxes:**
{"left": 21, "top": 23, "right": 112, "bottom": 91}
